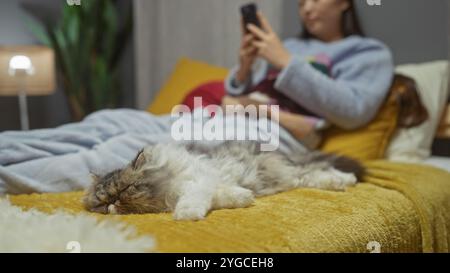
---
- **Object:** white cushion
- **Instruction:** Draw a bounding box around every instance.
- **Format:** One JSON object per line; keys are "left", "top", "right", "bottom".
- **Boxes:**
{"left": 386, "top": 60, "right": 449, "bottom": 162}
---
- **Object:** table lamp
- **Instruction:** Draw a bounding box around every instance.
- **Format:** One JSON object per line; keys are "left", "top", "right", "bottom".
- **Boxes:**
{"left": 0, "top": 46, "right": 56, "bottom": 130}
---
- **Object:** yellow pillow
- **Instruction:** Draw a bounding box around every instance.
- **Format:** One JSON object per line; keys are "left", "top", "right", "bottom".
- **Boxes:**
{"left": 147, "top": 58, "right": 398, "bottom": 161}
{"left": 320, "top": 92, "right": 399, "bottom": 161}
{"left": 147, "top": 58, "right": 229, "bottom": 115}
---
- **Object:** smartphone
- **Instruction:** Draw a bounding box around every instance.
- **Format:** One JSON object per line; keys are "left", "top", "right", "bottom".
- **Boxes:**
{"left": 241, "top": 3, "right": 261, "bottom": 32}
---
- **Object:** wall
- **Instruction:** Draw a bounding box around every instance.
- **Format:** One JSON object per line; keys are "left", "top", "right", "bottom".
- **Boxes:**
{"left": 134, "top": 0, "right": 283, "bottom": 110}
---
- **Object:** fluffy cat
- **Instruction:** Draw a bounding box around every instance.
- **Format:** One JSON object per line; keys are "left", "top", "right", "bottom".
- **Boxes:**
{"left": 83, "top": 141, "right": 365, "bottom": 221}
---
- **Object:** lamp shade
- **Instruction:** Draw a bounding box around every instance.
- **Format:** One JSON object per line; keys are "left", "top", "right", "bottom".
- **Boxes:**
{"left": 0, "top": 46, "right": 55, "bottom": 96}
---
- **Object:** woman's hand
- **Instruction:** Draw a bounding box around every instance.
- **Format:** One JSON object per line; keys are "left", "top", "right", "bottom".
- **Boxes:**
{"left": 268, "top": 109, "right": 317, "bottom": 141}
{"left": 221, "top": 95, "right": 242, "bottom": 109}
{"left": 247, "top": 12, "right": 292, "bottom": 70}
{"left": 221, "top": 95, "right": 265, "bottom": 109}
{"left": 221, "top": 96, "right": 317, "bottom": 141}
{"left": 236, "top": 19, "right": 258, "bottom": 84}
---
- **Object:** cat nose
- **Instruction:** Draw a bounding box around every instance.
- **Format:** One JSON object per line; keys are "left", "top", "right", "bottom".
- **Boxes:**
{"left": 108, "top": 204, "right": 118, "bottom": 214}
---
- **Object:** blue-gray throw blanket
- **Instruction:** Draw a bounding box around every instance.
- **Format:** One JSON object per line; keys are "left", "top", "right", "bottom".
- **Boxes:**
{"left": 0, "top": 109, "right": 306, "bottom": 195}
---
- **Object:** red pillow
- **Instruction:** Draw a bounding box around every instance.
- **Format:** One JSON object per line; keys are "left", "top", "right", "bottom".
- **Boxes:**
{"left": 181, "top": 81, "right": 226, "bottom": 111}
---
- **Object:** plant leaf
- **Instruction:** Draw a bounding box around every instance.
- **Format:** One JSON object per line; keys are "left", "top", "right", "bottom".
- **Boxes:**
{"left": 22, "top": 15, "right": 51, "bottom": 46}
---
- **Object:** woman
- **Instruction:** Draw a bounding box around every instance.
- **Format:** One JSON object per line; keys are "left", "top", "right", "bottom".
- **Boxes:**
{"left": 224, "top": 0, "right": 394, "bottom": 147}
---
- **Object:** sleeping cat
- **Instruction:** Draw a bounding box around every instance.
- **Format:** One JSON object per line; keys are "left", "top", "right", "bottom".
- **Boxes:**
{"left": 83, "top": 141, "right": 365, "bottom": 221}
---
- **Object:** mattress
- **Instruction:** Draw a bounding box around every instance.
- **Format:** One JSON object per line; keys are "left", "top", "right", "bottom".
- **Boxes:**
{"left": 8, "top": 160, "right": 450, "bottom": 253}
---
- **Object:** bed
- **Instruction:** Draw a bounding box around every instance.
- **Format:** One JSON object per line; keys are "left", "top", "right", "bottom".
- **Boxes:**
{"left": 2, "top": 58, "right": 450, "bottom": 253}
{"left": 8, "top": 161, "right": 450, "bottom": 253}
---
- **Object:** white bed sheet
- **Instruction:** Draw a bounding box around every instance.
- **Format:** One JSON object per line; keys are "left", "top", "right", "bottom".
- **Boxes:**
{"left": 423, "top": 156, "right": 450, "bottom": 173}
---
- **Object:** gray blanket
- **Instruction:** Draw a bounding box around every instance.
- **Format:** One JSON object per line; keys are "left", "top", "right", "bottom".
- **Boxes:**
{"left": 0, "top": 109, "right": 306, "bottom": 195}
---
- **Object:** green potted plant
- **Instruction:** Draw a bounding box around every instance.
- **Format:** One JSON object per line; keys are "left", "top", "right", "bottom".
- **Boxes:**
{"left": 21, "top": 0, "right": 133, "bottom": 121}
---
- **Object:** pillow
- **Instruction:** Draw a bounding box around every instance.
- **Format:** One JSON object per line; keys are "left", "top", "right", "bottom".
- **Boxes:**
{"left": 181, "top": 81, "right": 225, "bottom": 111}
{"left": 147, "top": 58, "right": 229, "bottom": 115}
{"left": 320, "top": 87, "right": 399, "bottom": 161}
{"left": 147, "top": 57, "right": 399, "bottom": 161}
{"left": 386, "top": 61, "right": 449, "bottom": 162}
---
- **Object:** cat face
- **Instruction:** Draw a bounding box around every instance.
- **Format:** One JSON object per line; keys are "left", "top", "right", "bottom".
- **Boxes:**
{"left": 83, "top": 149, "right": 167, "bottom": 215}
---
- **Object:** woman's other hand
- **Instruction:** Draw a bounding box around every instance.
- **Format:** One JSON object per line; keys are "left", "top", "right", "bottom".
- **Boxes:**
{"left": 247, "top": 12, "right": 292, "bottom": 70}
{"left": 268, "top": 109, "right": 318, "bottom": 141}
{"left": 221, "top": 96, "right": 317, "bottom": 141}
{"left": 221, "top": 95, "right": 241, "bottom": 109}
{"left": 236, "top": 18, "right": 258, "bottom": 84}
{"left": 221, "top": 95, "right": 265, "bottom": 109}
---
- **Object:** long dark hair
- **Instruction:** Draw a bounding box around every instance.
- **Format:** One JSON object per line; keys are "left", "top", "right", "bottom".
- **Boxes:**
{"left": 300, "top": 0, "right": 364, "bottom": 39}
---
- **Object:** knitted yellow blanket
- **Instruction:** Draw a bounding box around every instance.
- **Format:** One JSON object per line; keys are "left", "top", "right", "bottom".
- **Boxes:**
{"left": 9, "top": 161, "right": 450, "bottom": 253}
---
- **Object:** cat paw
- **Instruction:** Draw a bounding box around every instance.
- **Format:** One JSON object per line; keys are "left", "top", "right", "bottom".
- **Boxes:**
{"left": 308, "top": 169, "right": 357, "bottom": 191}
{"left": 232, "top": 187, "right": 255, "bottom": 208}
{"left": 173, "top": 205, "right": 207, "bottom": 221}
{"left": 328, "top": 170, "right": 357, "bottom": 191}
{"left": 214, "top": 186, "right": 255, "bottom": 209}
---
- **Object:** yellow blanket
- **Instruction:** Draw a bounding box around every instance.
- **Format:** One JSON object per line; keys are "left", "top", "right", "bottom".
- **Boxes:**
{"left": 9, "top": 161, "right": 450, "bottom": 253}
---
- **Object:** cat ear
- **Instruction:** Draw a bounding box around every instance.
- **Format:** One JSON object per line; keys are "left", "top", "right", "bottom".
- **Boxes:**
{"left": 132, "top": 149, "right": 146, "bottom": 170}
